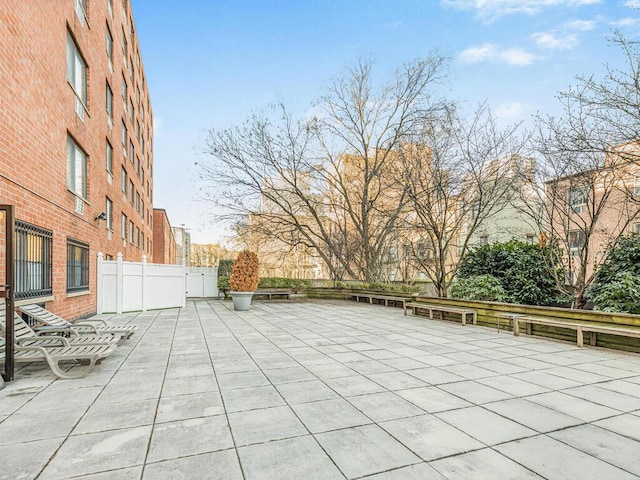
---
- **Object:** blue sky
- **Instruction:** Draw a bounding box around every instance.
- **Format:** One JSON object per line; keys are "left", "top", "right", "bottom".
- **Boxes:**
{"left": 132, "top": 0, "right": 640, "bottom": 244}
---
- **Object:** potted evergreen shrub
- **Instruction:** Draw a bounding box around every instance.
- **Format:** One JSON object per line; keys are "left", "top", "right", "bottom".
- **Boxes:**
{"left": 229, "top": 250, "right": 260, "bottom": 311}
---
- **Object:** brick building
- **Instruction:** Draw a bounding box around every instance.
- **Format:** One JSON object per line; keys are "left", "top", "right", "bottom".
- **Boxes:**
{"left": 152, "top": 208, "right": 176, "bottom": 264}
{"left": 0, "top": 0, "right": 154, "bottom": 319}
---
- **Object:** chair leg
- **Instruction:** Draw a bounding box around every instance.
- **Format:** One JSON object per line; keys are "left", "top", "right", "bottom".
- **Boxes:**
{"left": 45, "top": 355, "right": 98, "bottom": 379}
{"left": 576, "top": 328, "right": 584, "bottom": 348}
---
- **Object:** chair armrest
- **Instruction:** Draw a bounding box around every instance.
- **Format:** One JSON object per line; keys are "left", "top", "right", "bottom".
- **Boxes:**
{"left": 16, "top": 336, "right": 71, "bottom": 347}
{"left": 72, "top": 318, "right": 108, "bottom": 327}
{"left": 65, "top": 324, "right": 100, "bottom": 335}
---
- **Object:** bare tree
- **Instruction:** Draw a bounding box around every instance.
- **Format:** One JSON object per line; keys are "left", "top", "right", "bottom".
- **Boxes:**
{"left": 198, "top": 56, "right": 449, "bottom": 282}
{"left": 524, "top": 118, "right": 640, "bottom": 309}
{"left": 399, "top": 104, "right": 528, "bottom": 297}
{"left": 520, "top": 33, "right": 640, "bottom": 308}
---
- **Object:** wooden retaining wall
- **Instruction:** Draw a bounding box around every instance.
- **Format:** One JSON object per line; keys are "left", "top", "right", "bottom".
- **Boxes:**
{"left": 306, "top": 288, "right": 640, "bottom": 353}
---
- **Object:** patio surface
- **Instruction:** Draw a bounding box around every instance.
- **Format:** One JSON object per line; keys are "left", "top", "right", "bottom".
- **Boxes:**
{"left": 2, "top": 299, "right": 640, "bottom": 479}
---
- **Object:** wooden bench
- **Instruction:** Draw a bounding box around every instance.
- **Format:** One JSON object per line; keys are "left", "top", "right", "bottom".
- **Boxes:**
{"left": 253, "top": 290, "right": 292, "bottom": 300}
{"left": 404, "top": 302, "right": 477, "bottom": 326}
{"left": 348, "top": 293, "right": 410, "bottom": 309}
{"left": 507, "top": 314, "right": 640, "bottom": 348}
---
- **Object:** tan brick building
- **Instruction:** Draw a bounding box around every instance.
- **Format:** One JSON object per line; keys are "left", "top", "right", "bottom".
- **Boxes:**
{"left": 0, "top": 0, "right": 154, "bottom": 319}
{"left": 544, "top": 143, "right": 640, "bottom": 293}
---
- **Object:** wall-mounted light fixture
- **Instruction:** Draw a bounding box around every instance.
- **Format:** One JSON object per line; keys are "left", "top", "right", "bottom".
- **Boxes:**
{"left": 94, "top": 212, "right": 107, "bottom": 222}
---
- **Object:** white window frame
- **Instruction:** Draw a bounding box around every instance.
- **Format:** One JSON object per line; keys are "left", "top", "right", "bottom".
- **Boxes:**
{"left": 66, "top": 33, "right": 87, "bottom": 113}
{"left": 568, "top": 185, "right": 589, "bottom": 214}
{"left": 106, "top": 82, "right": 113, "bottom": 125}
{"left": 106, "top": 140, "right": 113, "bottom": 175}
{"left": 105, "top": 197, "right": 113, "bottom": 231}
{"left": 106, "top": 25, "right": 113, "bottom": 72}
{"left": 75, "top": 0, "right": 88, "bottom": 26}
{"left": 67, "top": 136, "right": 87, "bottom": 199}
{"left": 121, "top": 213, "right": 127, "bottom": 240}
{"left": 568, "top": 229, "right": 586, "bottom": 256}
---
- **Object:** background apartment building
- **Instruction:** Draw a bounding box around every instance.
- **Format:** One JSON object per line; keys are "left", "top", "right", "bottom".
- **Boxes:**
{"left": 152, "top": 208, "right": 176, "bottom": 264}
{"left": 0, "top": 0, "right": 154, "bottom": 319}
{"left": 172, "top": 226, "right": 191, "bottom": 266}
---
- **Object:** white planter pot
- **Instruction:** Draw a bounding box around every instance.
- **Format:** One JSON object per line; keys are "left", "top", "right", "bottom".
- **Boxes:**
{"left": 231, "top": 291, "right": 254, "bottom": 311}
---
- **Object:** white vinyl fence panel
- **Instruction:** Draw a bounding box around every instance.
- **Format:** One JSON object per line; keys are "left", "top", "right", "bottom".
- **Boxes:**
{"left": 97, "top": 252, "right": 186, "bottom": 314}
{"left": 186, "top": 267, "right": 218, "bottom": 298}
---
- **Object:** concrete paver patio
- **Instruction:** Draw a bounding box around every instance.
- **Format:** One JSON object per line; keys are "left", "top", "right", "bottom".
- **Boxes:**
{"left": 2, "top": 299, "right": 640, "bottom": 479}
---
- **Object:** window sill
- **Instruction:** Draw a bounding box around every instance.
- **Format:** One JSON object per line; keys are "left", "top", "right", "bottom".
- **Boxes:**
{"left": 15, "top": 295, "right": 55, "bottom": 307}
{"left": 67, "top": 290, "right": 90, "bottom": 298}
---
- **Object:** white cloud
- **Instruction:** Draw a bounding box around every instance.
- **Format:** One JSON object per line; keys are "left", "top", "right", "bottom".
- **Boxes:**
{"left": 566, "top": 19, "right": 596, "bottom": 30}
{"left": 625, "top": 0, "right": 640, "bottom": 8}
{"left": 611, "top": 17, "right": 639, "bottom": 26}
{"left": 495, "top": 101, "right": 528, "bottom": 119}
{"left": 501, "top": 48, "right": 539, "bottom": 65}
{"left": 459, "top": 43, "right": 538, "bottom": 66}
{"left": 532, "top": 32, "right": 578, "bottom": 49}
{"left": 459, "top": 43, "right": 498, "bottom": 63}
{"left": 442, "top": 0, "right": 601, "bottom": 21}
{"left": 387, "top": 20, "right": 402, "bottom": 29}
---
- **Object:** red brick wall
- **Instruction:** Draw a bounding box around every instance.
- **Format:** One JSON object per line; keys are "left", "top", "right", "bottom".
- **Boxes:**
{"left": 152, "top": 209, "right": 176, "bottom": 264}
{"left": 0, "top": 1, "right": 154, "bottom": 320}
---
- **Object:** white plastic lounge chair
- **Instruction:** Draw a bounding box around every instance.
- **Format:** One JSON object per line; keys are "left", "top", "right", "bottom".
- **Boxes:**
{"left": 0, "top": 337, "right": 116, "bottom": 379}
{"left": 0, "top": 312, "right": 120, "bottom": 347}
{"left": 18, "top": 304, "right": 137, "bottom": 339}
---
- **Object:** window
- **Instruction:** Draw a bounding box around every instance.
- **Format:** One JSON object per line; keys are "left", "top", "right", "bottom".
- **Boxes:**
{"left": 140, "top": 199, "right": 144, "bottom": 218}
{"left": 136, "top": 120, "right": 140, "bottom": 141}
{"left": 129, "top": 220, "right": 135, "bottom": 243}
{"left": 129, "top": 179, "right": 134, "bottom": 202}
{"left": 121, "top": 72, "right": 127, "bottom": 100}
{"left": 105, "top": 197, "right": 113, "bottom": 231}
{"left": 121, "top": 213, "right": 127, "bottom": 239}
{"left": 141, "top": 167, "right": 144, "bottom": 184}
{"left": 129, "top": 99, "right": 134, "bottom": 122}
{"left": 67, "top": 238, "right": 89, "bottom": 293}
{"left": 121, "top": 27, "right": 127, "bottom": 57}
{"left": 525, "top": 233, "right": 535, "bottom": 245}
{"left": 105, "top": 82, "right": 113, "bottom": 124}
{"left": 136, "top": 155, "right": 140, "bottom": 176}
{"left": 635, "top": 223, "right": 640, "bottom": 234}
{"left": 136, "top": 86, "right": 140, "bottom": 106}
{"left": 121, "top": 119, "right": 127, "bottom": 146}
{"left": 107, "top": 0, "right": 113, "bottom": 17}
{"left": 67, "top": 136, "right": 87, "bottom": 199}
{"left": 569, "top": 230, "right": 586, "bottom": 256}
{"left": 75, "top": 0, "right": 87, "bottom": 26}
{"left": 106, "top": 140, "right": 113, "bottom": 174}
{"left": 129, "top": 140, "right": 134, "bottom": 164}
{"left": 129, "top": 57, "right": 134, "bottom": 82}
{"left": 135, "top": 191, "right": 140, "bottom": 212}
{"left": 416, "top": 242, "right": 430, "bottom": 260}
{"left": 135, "top": 227, "right": 140, "bottom": 247}
{"left": 457, "top": 235, "right": 464, "bottom": 255}
{"left": 14, "top": 220, "right": 53, "bottom": 300}
{"left": 121, "top": 167, "right": 127, "bottom": 194}
{"left": 479, "top": 235, "right": 489, "bottom": 246}
{"left": 633, "top": 179, "right": 640, "bottom": 198}
{"left": 66, "top": 32, "right": 87, "bottom": 112}
{"left": 141, "top": 232, "right": 145, "bottom": 251}
{"left": 106, "top": 25, "right": 113, "bottom": 70}
{"left": 141, "top": 136, "right": 145, "bottom": 154}
{"left": 568, "top": 185, "right": 589, "bottom": 214}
